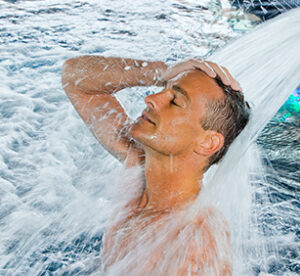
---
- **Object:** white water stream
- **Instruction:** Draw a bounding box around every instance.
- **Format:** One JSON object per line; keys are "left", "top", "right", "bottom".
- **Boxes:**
{"left": 102, "top": 9, "right": 300, "bottom": 275}
{"left": 199, "top": 8, "right": 300, "bottom": 274}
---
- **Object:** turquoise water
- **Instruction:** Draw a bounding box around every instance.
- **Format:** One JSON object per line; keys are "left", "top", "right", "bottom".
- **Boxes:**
{"left": 277, "top": 89, "right": 300, "bottom": 122}
{"left": 0, "top": 0, "right": 299, "bottom": 275}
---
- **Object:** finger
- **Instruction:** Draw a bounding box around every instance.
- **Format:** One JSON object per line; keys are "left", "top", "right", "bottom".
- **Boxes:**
{"left": 163, "top": 61, "right": 195, "bottom": 81}
{"left": 221, "top": 66, "right": 242, "bottom": 91}
{"left": 162, "top": 65, "right": 181, "bottom": 81}
{"left": 207, "top": 62, "right": 231, "bottom": 86}
{"left": 195, "top": 57, "right": 204, "bottom": 63}
{"left": 193, "top": 60, "right": 217, "bottom": 78}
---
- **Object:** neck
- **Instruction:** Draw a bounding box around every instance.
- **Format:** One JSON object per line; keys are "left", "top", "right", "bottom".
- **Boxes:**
{"left": 141, "top": 150, "right": 206, "bottom": 212}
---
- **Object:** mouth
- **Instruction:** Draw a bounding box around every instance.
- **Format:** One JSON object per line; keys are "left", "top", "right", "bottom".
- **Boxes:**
{"left": 141, "top": 111, "right": 156, "bottom": 125}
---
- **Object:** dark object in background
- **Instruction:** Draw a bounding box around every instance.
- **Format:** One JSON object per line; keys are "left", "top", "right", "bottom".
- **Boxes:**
{"left": 230, "top": 0, "right": 300, "bottom": 20}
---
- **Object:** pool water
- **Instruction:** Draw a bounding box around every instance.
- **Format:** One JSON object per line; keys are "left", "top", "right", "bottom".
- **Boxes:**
{"left": 0, "top": 0, "right": 299, "bottom": 275}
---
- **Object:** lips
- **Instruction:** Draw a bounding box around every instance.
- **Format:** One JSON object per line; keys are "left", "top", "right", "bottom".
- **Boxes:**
{"left": 141, "top": 111, "right": 156, "bottom": 125}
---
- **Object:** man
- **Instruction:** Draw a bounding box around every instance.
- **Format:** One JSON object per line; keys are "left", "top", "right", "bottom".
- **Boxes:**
{"left": 61, "top": 56, "right": 250, "bottom": 275}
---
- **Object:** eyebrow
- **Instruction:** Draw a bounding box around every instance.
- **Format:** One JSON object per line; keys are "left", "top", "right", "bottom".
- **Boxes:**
{"left": 171, "top": 85, "right": 191, "bottom": 103}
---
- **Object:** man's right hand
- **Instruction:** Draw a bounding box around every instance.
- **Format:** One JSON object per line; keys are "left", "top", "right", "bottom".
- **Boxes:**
{"left": 163, "top": 59, "right": 241, "bottom": 91}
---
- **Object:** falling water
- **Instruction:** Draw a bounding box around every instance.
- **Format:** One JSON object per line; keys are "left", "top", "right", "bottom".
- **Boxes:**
{"left": 102, "top": 9, "right": 300, "bottom": 276}
{"left": 0, "top": 1, "right": 299, "bottom": 275}
{"left": 170, "top": 154, "right": 173, "bottom": 174}
{"left": 199, "top": 8, "right": 300, "bottom": 275}
{"left": 103, "top": 9, "right": 300, "bottom": 275}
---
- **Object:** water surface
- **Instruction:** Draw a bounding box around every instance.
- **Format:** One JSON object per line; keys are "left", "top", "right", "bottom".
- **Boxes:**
{"left": 0, "top": 0, "right": 299, "bottom": 275}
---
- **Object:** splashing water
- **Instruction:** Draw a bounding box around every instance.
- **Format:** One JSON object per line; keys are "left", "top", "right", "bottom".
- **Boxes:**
{"left": 202, "top": 8, "right": 300, "bottom": 275}
{"left": 170, "top": 154, "right": 174, "bottom": 174}
{"left": 103, "top": 9, "right": 300, "bottom": 276}
{"left": 0, "top": 1, "right": 299, "bottom": 275}
{"left": 101, "top": 8, "right": 300, "bottom": 275}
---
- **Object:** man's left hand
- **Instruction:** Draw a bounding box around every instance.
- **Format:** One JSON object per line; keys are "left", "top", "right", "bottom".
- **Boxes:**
{"left": 162, "top": 59, "right": 242, "bottom": 91}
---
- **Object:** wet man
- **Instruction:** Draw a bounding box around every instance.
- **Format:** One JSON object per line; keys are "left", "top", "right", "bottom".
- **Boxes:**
{"left": 62, "top": 56, "right": 250, "bottom": 275}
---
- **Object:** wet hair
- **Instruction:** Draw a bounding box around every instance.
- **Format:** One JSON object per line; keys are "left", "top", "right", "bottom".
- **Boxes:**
{"left": 201, "top": 76, "right": 251, "bottom": 169}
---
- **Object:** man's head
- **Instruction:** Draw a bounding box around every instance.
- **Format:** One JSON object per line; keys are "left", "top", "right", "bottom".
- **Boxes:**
{"left": 200, "top": 76, "right": 250, "bottom": 169}
{"left": 130, "top": 69, "right": 250, "bottom": 171}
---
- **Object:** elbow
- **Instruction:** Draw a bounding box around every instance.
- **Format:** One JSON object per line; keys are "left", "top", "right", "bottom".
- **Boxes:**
{"left": 62, "top": 58, "right": 75, "bottom": 73}
{"left": 61, "top": 58, "right": 77, "bottom": 91}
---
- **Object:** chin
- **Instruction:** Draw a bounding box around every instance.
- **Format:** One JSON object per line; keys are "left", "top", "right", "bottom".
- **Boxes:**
{"left": 129, "top": 125, "right": 157, "bottom": 151}
{"left": 130, "top": 119, "right": 154, "bottom": 140}
{"left": 129, "top": 120, "right": 180, "bottom": 155}
{"left": 129, "top": 121, "right": 141, "bottom": 139}
{"left": 129, "top": 127, "right": 147, "bottom": 145}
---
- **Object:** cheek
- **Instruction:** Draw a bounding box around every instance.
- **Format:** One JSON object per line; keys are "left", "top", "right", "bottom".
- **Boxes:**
{"left": 129, "top": 114, "right": 199, "bottom": 154}
{"left": 155, "top": 120, "right": 199, "bottom": 153}
{"left": 163, "top": 116, "right": 198, "bottom": 140}
{"left": 168, "top": 117, "right": 187, "bottom": 128}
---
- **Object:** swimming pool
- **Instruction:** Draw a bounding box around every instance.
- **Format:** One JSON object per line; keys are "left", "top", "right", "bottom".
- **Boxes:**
{"left": 0, "top": 0, "right": 299, "bottom": 275}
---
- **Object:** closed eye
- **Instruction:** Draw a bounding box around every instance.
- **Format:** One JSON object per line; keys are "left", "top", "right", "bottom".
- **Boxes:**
{"left": 170, "top": 97, "right": 180, "bottom": 107}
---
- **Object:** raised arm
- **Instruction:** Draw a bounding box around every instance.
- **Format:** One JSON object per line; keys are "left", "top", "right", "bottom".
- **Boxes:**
{"left": 61, "top": 56, "right": 167, "bottom": 166}
{"left": 61, "top": 56, "right": 239, "bottom": 167}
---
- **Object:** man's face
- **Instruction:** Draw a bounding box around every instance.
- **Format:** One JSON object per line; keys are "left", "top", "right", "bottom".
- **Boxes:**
{"left": 130, "top": 70, "right": 224, "bottom": 156}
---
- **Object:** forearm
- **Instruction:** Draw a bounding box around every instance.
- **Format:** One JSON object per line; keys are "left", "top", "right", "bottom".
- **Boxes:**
{"left": 62, "top": 55, "right": 167, "bottom": 95}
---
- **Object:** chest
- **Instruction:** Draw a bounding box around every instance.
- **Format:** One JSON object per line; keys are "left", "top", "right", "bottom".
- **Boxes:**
{"left": 101, "top": 212, "right": 169, "bottom": 269}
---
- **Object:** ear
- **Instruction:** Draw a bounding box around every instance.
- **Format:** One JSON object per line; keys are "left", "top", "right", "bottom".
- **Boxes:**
{"left": 194, "top": 131, "right": 224, "bottom": 156}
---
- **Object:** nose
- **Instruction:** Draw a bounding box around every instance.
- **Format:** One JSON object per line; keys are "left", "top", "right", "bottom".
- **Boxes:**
{"left": 144, "top": 94, "right": 156, "bottom": 110}
{"left": 144, "top": 91, "right": 167, "bottom": 111}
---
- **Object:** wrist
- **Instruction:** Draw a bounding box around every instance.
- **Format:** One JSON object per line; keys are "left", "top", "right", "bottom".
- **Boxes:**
{"left": 151, "top": 61, "right": 168, "bottom": 86}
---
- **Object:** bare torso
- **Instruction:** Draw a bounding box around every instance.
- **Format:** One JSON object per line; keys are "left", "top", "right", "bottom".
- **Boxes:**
{"left": 100, "top": 197, "right": 232, "bottom": 276}
{"left": 101, "top": 204, "right": 170, "bottom": 272}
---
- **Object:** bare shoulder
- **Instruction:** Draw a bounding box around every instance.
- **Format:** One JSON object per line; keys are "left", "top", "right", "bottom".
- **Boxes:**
{"left": 177, "top": 206, "right": 232, "bottom": 275}
{"left": 101, "top": 191, "right": 144, "bottom": 266}
{"left": 194, "top": 206, "right": 230, "bottom": 232}
{"left": 193, "top": 206, "right": 231, "bottom": 254}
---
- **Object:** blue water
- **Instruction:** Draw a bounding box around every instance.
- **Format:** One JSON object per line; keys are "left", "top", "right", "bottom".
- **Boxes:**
{"left": 0, "top": 0, "right": 299, "bottom": 275}
{"left": 230, "top": 0, "right": 300, "bottom": 20}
